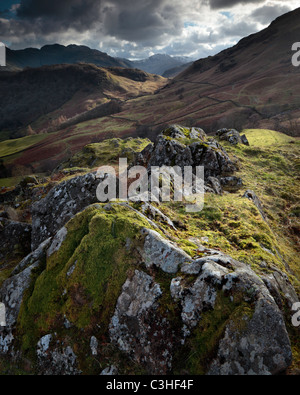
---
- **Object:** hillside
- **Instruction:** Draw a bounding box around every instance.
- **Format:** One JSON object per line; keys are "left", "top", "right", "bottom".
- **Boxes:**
{"left": 93, "top": 7, "right": 300, "bottom": 137}
{"left": 130, "top": 54, "right": 192, "bottom": 76}
{"left": 0, "top": 63, "right": 167, "bottom": 140}
{"left": 2, "top": 44, "right": 131, "bottom": 72}
{"left": 111, "top": 7, "right": 300, "bottom": 135}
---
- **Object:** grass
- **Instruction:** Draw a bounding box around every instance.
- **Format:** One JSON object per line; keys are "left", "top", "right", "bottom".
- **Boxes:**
{"left": 0, "top": 134, "right": 47, "bottom": 158}
{"left": 242, "top": 129, "right": 296, "bottom": 146}
{"left": 60, "top": 137, "right": 151, "bottom": 170}
{"left": 0, "top": 176, "right": 23, "bottom": 187}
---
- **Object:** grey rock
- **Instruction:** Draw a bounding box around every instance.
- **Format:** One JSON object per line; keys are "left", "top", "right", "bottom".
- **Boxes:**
{"left": 135, "top": 125, "right": 236, "bottom": 181}
{"left": 0, "top": 261, "right": 40, "bottom": 329}
{"left": 243, "top": 190, "right": 266, "bottom": 219}
{"left": 90, "top": 336, "right": 98, "bottom": 356}
{"left": 216, "top": 128, "right": 242, "bottom": 145}
{"left": 37, "top": 334, "right": 80, "bottom": 375}
{"left": 262, "top": 270, "right": 299, "bottom": 310}
{"left": 140, "top": 202, "right": 177, "bottom": 230}
{"left": 0, "top": 303, "right": 6, "bottom": 327}
{"left": 170, "top": 246, "right": 293, "bottom": 374}
{"left": 208, "top": 296, "right": 292, "bottom": 375}
{"left": 172, "top": 261, "right": 229, "bottom": 329}
{"left": 141, "top": 228, "right": 192, "bottom": 273}
{"left": 0, "top": 238, "right": 51, "bottom": 355}
{"left": 0, "top": 261, "right": 40, "bottom": 356}
{"left": 12, "top": 237, "right": 51, "bottom": 276}
{"left": 0, "top": 218, "right": 32, "bottom": 265}
{"left": 31, "top": 172, "right": 99, "bottom": 250}
{"left": 241, "top": 134, "right": 250, "bottom": 146}
{"left": 220, "top": 176, "right": 243, "bottom": 192}
{"left": 47, "top": 227, "right": 68, "bottom": 257}
{"left": 109, "top": 270, "right": 173, "bottom": 374}
{"left": 100, "top": 365, "right": 118, "bottom": 375}
{"left": 207, "top": 176, "right": 223, "bottom": 195}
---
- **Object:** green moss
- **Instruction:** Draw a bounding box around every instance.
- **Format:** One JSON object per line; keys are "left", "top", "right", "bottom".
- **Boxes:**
{"left": 17, "top": 203, "right": 156, "bottom": 371}
{"left": 60, "top": 137, "right": 151, "bottom": 170}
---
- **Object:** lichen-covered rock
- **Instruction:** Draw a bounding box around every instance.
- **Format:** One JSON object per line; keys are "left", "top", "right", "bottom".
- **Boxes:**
{"left": 109, "top": 270, "right": 174, "bottom": 374}
{"left": 140, "top": 202, "right": 177, "bottom": 230}
{"left": 262, "top": 269, "right": 299, "bottom": 310}
{"left": 0, "top": 218, "right": 32, "bottom": 265}
{"left": 37, "top": 334, "right": 80, "bottom": 375}
{"left": 207, "top": 297, "right": 292, "bottom": 375}
{"left": 172, "top": 261, "right": 229, "bottom": 330}
{"left": 134, "top": 125, "right": 239, "bottom": 195}
{"left": 243, "top": 189, "right": 266, "bottom": 219}
{"left": 100, "top": 365, "right": 118, "bottom": 375}
{"left": 141, "top": 228, "right": 192, "bottom": 274}
{"left": 216, "top": 128, "right": 242, "bottom": 145}
{"left": 31, "top": 172, "right": 99, "bottom": 250}
{"left": 174, "top": 249, "right": 293, "bottom": 375}
{"left": 0, "top": 238, "right": 50, "bottom": 355}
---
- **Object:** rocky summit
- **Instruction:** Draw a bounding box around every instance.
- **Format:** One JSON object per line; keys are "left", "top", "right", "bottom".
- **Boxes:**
{"left": 0, "top": 125, "right": 299, "bottom": 375}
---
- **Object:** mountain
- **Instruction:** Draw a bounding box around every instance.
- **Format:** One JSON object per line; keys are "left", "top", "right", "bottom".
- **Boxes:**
{"left": 108, "top": 7, "right": 300, "bottom": 135}
{"left": 2, "top": 44, "right": 191, "bottom": 77}
{"left": 0, "top": 63, "right": 166, "bottom": 141}
{"left": 2, "top": 44, "right": 132, "bottom": 71}
{"left": 130, "top": 54, "right": 192, "bottom": 76}
{"left": 163, "top": 61, "right": 194, "bottom": 78}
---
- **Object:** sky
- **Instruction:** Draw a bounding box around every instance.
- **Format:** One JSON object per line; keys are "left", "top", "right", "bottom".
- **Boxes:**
{"left": 0, "top": 0, "right": 299, "bottom": 60}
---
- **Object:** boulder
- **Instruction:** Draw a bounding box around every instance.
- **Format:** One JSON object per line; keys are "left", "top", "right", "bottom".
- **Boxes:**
{"left": 109, "top": 270, "right": 174, "bottom": 374}
{"left": 31, "top": 172, "right": 99, "bottom": 250}
{"left": 0, "top": 218, "right": 32, "bottom": 265}
{"left": 216, "top": 128, "right": 242, "bottom": 145}
{"left": 134, "top": 125, "right": 239, "bottom": 197}
{"left": 36, "top": 334, "right": 80, "bottom": 375}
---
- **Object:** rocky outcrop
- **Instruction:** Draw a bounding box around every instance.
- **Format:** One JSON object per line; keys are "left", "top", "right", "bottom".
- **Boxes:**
{"left": 30, "top": 125, "right": 244, "bottom": 252}
{"left": 0, "top": 218, "right": 32, "bottom": 265}
{"left": 0, "top": 203, "right": 295, "bottom": 375}
{"left": 136, "top": 125, "right": 236, "bottom": 178}
{"left": 134, "top": 125, "right": 242, "bottom": 196}
{"left": 31, "top": 172, "right": 99, "bottom": 250}
{"left": 0, "top": 238, "right": 50, "bottom": 355}
{"left": 216, "top": 128, "right": 249, "bottom": 146}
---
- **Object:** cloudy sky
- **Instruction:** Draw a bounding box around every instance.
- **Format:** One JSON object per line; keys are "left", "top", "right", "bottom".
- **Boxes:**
{"left": 0, "top": 0, "right": 298, "bottom": 60}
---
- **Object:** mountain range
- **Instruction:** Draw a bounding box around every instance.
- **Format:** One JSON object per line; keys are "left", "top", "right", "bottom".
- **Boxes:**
{"left": 2, "top": 44, "right": 191, "bottom": 77}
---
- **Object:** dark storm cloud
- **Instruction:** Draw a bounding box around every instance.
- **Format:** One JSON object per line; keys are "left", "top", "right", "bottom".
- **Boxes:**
{"left": 16, "top": 0, "right": 103, "bottom": 32}
{"left": 209, "top": 0, "right": 264, "bottom": 9}
{"left": 101, "top": 0, "right": 182, "bottom": 44}
{"left": 250, "top": 4, "right": 291, "bottom": 24}
{"left": 10, "top": 0, "right": 182, "bottom": 45}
